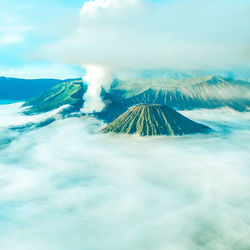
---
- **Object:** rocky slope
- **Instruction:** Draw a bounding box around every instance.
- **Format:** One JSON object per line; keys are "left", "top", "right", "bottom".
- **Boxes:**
{"left": 102, "top": 104, "right": 211, "bottom": 136}
{"left": 98, "top": 76, "right": 250, "bottom": 122}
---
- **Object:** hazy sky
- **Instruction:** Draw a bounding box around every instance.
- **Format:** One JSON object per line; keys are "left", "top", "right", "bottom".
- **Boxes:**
{"left": 0, "top": 0, "right": 84, "bottom": 78}
{"left": 0, "top": 0, "right": 249, "bottom": 78}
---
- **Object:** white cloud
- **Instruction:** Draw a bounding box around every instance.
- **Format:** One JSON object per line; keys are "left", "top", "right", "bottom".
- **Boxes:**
{"left": 80, "top": 0, "right": 138, "bottom": 16}
{"left": 37, "top": 0, "right": 250, "bottom": 71}
{"left": 0, "top": 10, "right": 33, "bottom": 46}
{"left": 0, "top": 24, "right": 32, "bottom": 46}
{"left": 0, "top": 102, "right": 68, "bottom": 128}
{"left": 0, "top": 25, "right": 32, "bottom": 33}
{"left": 80, "top": 0, "right": 112, "bottom": 15}
{"left": 0, "top": 34, "right": 24, "bottom": 45}
{"left": 0, "top": 63, "right": 84, "bottom": 79}
{"left": 0, "top": 106, "right": 250, "bottom": 249}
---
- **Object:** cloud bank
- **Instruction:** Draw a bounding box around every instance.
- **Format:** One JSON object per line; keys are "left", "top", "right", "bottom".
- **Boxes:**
{"left": 0, "top": 63, "right": 84, "bottom": 79}
{"left": 38, "top": 0, "right": 250, "bottom": 71}
{"left": 0, "top": 104, "right": 250, "bottom": 249}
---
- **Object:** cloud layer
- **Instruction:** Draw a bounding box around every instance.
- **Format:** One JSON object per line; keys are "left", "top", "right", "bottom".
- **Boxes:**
{"left": 0, "top": 104, "right": 250, "bottom": 249}
{"left": 38, "top": 0, "right": 250, "bottom": 71}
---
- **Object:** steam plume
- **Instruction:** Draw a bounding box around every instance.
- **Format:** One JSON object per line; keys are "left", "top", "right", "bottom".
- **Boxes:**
{"left": 81, "top": 65, "right": 113, "bottom": 113}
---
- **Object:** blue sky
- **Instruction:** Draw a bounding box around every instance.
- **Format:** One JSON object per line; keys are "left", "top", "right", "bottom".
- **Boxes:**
{"left": 0, "top": 0, "right": 85, "bottom": 78}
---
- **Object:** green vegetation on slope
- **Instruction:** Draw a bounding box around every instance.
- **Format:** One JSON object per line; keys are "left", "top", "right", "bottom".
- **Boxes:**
{"left": 23, "top": 80, "right": 85, "bottom": 114}
{"left": 22, "top": 75, "right": 250, "bottom": 120}
{"left": 102, "top": 104, "right": 211, "bottom": 136}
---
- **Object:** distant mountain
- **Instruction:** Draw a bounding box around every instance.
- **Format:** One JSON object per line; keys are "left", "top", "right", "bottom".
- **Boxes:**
{"left": 98, "top": 76, "right": 250, "bottom": 121}
{"left": 22, "top": 75, "right": 250, "bottom": 121}
{"left": 0, "top": 76, "right": 79, "bottom": 100}
{"left": 137, "top": 68, "right": 250, "bottom": 82}
{"left": 23, "top": 80, "right": 85, "bottom": 114}
{"left": 102, "top": 104, "right": 211, "bottom": 136}
{"left": 111, "top": 75, "right": 250, "bottom": 97}
{"left": 122, "top": 76, "right": 250, "bottom": 109}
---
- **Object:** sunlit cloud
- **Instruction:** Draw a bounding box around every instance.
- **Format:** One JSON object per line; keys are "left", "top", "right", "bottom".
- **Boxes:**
{"left": 37, "top": 0, "right": 250, "bottom": 71}
{"left": 0, "top": 104, "right": 250, "bottom": 249}
{"left": 0, "top": 34, "right": 24, "bottom": 46}
{"left": 0, "top": 63, "right": 84, "bottom": 79}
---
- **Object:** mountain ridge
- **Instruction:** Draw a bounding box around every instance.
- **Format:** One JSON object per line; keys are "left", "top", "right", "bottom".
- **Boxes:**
{"left": 20, "top": 75, "right": 250, "bottom": 120}
{"left": 0, "top": 76, "right": 81, "bottom": 100}
{"left": 98, "top": 76, "right": 250, "bottom": 121}
{"left": 22, "top": 80, "right": 85, "bottom": 114}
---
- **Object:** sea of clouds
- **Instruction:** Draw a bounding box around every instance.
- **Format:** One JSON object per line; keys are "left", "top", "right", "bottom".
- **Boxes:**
{"left": 0, "top": 103, "right": 250, "bottom": 250}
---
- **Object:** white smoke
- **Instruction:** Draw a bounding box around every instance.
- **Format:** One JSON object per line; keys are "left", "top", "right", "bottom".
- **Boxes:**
{"left": 81, "top": 65, "right": 113, "bottom": 113}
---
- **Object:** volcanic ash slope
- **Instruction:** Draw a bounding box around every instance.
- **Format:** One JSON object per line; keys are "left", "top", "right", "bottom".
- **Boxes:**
{"left": 102, "top": 104, "right": 211, "bottom": 136}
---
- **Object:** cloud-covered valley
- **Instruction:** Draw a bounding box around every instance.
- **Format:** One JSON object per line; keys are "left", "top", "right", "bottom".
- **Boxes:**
{"left": 0, "top": 103, "right": 250, "bottom": 250}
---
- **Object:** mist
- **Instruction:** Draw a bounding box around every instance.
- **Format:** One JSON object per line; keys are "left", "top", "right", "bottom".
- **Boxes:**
{"left": 37, "top": 0, "right": 250, "bottom": 72}
{"left": 0, "top": 103, "right": 250, "bottom": 250}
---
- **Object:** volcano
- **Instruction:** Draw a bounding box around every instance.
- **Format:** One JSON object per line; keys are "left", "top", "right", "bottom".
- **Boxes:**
{"left": 102, "top": 104, "right": 211, "bottom": 136}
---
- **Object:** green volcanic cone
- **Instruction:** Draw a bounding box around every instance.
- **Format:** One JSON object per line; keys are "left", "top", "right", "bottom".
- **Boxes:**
{"left": 102, "top": 104, "right": 211, "bottom": 136}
